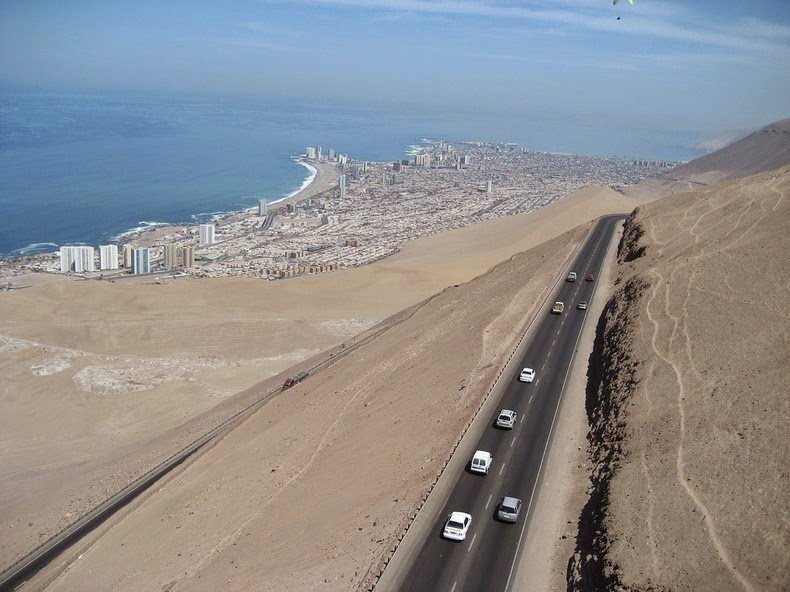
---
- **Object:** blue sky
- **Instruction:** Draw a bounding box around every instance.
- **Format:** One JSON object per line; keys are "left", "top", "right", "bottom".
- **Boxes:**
{"left": 1, "top": 0, "right": 788, "bottom": 135}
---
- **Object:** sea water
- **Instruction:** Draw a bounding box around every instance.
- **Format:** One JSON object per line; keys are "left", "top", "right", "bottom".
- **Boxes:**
{"left": 0, "top": 90, "right": 706, "bottom": 258}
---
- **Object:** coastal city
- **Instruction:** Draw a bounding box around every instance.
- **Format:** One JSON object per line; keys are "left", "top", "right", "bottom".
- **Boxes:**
{"left": 0, "top": 141, "right": 675, "bottom": 283}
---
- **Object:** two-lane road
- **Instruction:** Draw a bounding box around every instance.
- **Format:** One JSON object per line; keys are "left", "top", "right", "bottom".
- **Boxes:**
{"left": 397, "top": 215, "right": 622, "bottom": 592}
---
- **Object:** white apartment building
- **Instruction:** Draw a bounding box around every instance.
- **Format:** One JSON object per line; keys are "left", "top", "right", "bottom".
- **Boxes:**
{"left": 99, "top": 244, "right": 119, "bottom": 270}
{"left": 199, "top": 223, "right": 216, "bottom": 246}
{"left": 163, "top": 244, "right": 178, "bottom": 268}
{"left": 123, "top": 244, "right": 134, "bottom": 268}
{"left": 306, "top": 147, "right": 317, "bottom": 159}
{"left": 132, "top": 247, "right": 151, "bottom": 275}
{"left": 258, "top": 199, "right": 267, "bottom": 216}
{"left": 181, "top": 245, "right": 195, "bottom": 268}
{"left": 60, "top": 246, "right": 95, "bottom": 273}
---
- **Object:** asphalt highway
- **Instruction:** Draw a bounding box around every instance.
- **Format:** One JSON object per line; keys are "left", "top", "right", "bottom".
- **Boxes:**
{"left": 397, "top": 215, "right": 623, "bottom": 592}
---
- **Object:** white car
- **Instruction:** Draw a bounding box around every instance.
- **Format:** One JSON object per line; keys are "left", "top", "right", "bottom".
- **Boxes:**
{"left": 519, "top": 367, "right": 535, "bottom": 383}
{"left": 443, "top": 511, "right": 472, "bottom": 541}
{"left": 470, "top": 450, "right": 493, "bottom": 474}
{"left": 496, "top": 409, "right": 517, "bottom": 429}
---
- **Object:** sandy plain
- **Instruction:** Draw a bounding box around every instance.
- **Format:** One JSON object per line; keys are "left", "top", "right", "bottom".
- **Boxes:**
{"left": 0, "top": 182, "right": 633, "bottom": 573}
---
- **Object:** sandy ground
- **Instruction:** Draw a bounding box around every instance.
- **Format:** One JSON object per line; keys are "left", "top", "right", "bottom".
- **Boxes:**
{"left": 573, "top": 167, "right": 789, "bottom": 590}
{"left": 0, "top": 184, "right": 633, "bottom": 571}
{"left": 34, "top": 225, "right": 590, "bottom": 591}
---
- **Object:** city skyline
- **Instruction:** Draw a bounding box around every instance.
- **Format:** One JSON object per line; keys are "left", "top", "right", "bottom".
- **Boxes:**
{"left": 0, "top": 1, "right": 787, "bottom": 136}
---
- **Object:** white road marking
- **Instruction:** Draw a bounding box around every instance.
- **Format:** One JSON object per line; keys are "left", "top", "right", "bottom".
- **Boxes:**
{"left": 467, "top": 533, "right": 478, "bottom": 553}
{"left": 451, "top": 581, "right": 458, "bottom": 592}
{"left": 510, "top": 437, "right": 516, "bottom": 448}
{"left": 499, "top": 463, "right": 506, "bottom": 476}
{"left": 520, "top": 415, "right": 525, "bottom": 424}
{"left": 485, "top": 493, "right": 493, "bottom": 510}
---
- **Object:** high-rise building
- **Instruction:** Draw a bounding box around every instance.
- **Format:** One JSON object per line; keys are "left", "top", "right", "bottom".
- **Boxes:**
{"left": 328, "top": 148, "right": 335, "bottom": 160}
{"left": 131, "top": 248, "right": 151, "bottom": 275}
{"left": 306, "top": 147, "right": 317, "bottom": 159}
{"left": 415, "top": 153, "right": 431, "bottom": 166}
{"left": 338, "top": 174, "right": 347, "bottom": 199}
{"left": 338, "top": 153, "right": 348, "bottom": 165}
{"left": 99, "top": 244, "right": 119, "bottom": 270}
{"left": 163, "top": 244, "right": 178, "bottom": 268}
{"left": 316, "top": 145, "right": 322, "bottom": 159}
{"left": 460, "top": 155, "right": 471, "bottom": 165}
{"left": 123, "top": 244, "right": 134, "bottom": 268}
{"left": 59, "top": 246, "right": 95, "bottom": 273}
{"left": 258, "top": 199, "right": 267, "bottom": 216}
{"left": 199, "top": 223, "right": 215, "bottom": 246}
{"left": 486, "top": 180, "right": 493, "bottom": 194}
{"left": 181, "top": 246, "right": 195, "bottom": 268}
{"left": 362, "top": 161, "right": 368, "bottom": 173}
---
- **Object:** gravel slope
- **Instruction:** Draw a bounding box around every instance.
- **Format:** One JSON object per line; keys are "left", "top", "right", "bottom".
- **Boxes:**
{"left": 570, "top": 167, "right": 789, "bottom": 591}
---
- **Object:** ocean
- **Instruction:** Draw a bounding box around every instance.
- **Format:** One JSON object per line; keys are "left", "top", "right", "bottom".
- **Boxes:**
{"left": 0, "top": 90, "right": 707, "bottom": 258}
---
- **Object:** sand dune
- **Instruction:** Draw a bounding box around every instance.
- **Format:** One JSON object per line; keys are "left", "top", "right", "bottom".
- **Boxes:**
{"left": 0, "top": 183, "right": 632, "bottom": 570}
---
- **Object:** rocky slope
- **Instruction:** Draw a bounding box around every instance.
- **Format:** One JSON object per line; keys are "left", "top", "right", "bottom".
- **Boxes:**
{"left": 570, "top": 167, "right": 789, "bottom": 591}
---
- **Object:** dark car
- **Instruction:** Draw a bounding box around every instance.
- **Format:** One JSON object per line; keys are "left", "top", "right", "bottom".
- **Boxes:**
{"left": 584, "top": 274, "right": 595, "bottom": 282}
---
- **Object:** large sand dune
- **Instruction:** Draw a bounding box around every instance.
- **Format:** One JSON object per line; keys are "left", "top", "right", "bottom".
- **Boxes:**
{"left": 35, "top": 224, "right": 590, "bottom": 591}
{"left": 0, "top": 184, "right": 632, "bottom": 570}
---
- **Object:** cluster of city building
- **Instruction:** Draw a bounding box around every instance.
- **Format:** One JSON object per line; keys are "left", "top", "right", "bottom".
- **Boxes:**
{"left": 0, "top": 141, "right": 676, "bottom": 282}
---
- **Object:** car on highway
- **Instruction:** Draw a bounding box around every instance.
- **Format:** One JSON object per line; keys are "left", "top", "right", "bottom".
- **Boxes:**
{"left": 497, "top": 497, "right": 523, "bottom": 523}
{"left": 566, "top": 271, "right": 577, "bottom": 282}
{"left": 496, "top": 409, "right": 517, "bottom": 429}
{"left": 585, "top": 273, "right": 595, "bottom": 282}
{"left": 470, "top": 450, "right": 493, "bottom": 474}
{"left": 577, "top": 300, "right": 588, "bottom": 310}
{"left": 551, "top": 301, "right": 565, "bottom": 314}
{"left": 443, "top": 512, "right": 472, "bottom": 541}
{"left": 519, "top": 367, "right": 535, "bottom": 383}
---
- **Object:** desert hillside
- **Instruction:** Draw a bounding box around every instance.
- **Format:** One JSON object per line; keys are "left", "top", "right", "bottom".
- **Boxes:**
{"left": 570, "top": 167, "right": 789, "bottom": 590}
{"left": 35, "top": 224, "right": 590, "bottom": 591}
{"left": 0, "top": 184, "right": 632, "bottom": 572}
{"left": 625, "top": 118, "right": 790, "bottom": 204}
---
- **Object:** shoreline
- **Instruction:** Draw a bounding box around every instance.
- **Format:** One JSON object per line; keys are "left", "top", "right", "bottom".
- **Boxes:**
{"left": 121, "top": 159, "right": 339, "bottom": 249}
{"left": 2, "top": 157, "right": 339, "bottom": 259}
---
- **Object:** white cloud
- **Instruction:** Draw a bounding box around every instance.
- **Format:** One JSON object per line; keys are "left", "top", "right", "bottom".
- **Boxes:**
{"left": 260, "top": 0, "right": 790, "bottom": 56}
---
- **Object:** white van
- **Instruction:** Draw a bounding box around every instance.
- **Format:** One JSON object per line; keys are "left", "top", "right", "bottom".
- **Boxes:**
{"left": 470, "top": 450, "right": 493, "bottom": 474}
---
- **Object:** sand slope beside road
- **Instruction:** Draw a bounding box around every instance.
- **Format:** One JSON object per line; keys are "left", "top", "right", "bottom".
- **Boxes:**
{"left": 0, "top": 183, "right": 632, "bottom": 569}
{"left": 39, "top": 225, "right": 591, "bottom": 592}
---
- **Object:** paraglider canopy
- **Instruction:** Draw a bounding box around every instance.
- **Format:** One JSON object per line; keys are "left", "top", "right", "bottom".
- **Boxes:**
{"left": 613, "top": 0, "right": 634, "bottom": 4}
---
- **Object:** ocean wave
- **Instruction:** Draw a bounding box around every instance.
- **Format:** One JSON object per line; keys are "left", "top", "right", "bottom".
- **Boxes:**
{"left": 12, "top": 242, "right": 59, "bottom": 255}
{"left": 114, "top": 221, "right": 170, "bottom": 240}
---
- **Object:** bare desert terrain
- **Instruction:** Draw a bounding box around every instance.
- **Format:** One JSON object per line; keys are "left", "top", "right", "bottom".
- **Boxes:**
{"left": 0, "top": 184, "right": 632, "bottom": 571}
{"left": 570, "top": 166, "right": 790, "bottom": 591}
{"left": 33, "top": 222, "right": 590, "bottom": 591}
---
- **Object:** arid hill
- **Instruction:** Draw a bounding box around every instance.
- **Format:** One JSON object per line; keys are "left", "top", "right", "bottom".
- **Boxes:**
{"left": 571, "top": 166, "right": 789, "bottom": 591}
{"left": 626, "top": 118, "right": 790, "bottom": 204}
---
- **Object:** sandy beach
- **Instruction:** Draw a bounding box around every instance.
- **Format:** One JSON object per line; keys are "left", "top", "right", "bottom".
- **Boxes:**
{"left": 123, "top": 160, "right": 340, "bottom": 249}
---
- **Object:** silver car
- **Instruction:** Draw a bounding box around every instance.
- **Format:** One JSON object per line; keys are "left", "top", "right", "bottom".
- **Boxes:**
{"left": 497, "top": 497, "right": 523, "bottom": 523}
{"left": 496, "top": 409, "right": 517, "bottom": 429}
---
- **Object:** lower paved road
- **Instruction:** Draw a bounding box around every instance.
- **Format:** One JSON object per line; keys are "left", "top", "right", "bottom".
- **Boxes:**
{"left": 397, "top": 215, "right": 623, "bottom": 592}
